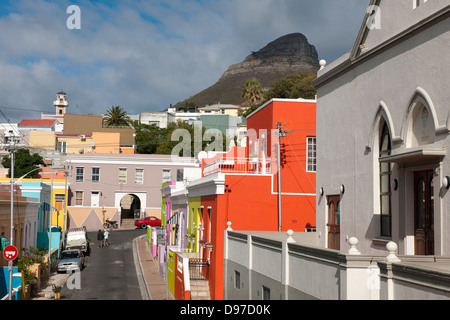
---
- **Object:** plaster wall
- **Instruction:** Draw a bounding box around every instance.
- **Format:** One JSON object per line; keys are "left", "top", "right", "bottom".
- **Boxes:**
{"left": 315, "top": 15, "right": 450, "bottom": 254}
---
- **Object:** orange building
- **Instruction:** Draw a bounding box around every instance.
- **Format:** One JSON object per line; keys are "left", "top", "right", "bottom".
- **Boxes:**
{"left": 186, "top": 98, "right": 317, "bottom": 300}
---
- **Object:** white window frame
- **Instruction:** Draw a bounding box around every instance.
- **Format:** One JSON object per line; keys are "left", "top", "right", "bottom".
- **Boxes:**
{"left": 76, "top": 167, "right": 84, "bottom": 182}
{"left": 135, "top": 168, "right": 144, "bottom": 184}
{"left": 119, "top": 168, "right": 127, "bottom": 184}
{"left": 307, "top": 136, "right": 317, "bottom": 172}
{"left": 92, "top": 167, "right": 100, "bottom": 183}
{"left": 57, "top": 141, "right": 67, "bottom": 153}
{"left": 75, "top": 191, "right": 83, "bottom": 206}
{"left": 162, "top": 169, "right": 171, "bottom": 183}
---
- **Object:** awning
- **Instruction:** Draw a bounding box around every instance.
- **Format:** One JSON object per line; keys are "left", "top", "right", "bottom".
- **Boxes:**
{"left": 379, "top": 149, "right": 446, "bottom": 164}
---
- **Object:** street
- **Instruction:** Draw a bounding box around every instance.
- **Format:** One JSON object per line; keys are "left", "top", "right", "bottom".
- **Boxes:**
{"left": 60, "top": 229, "right": 147, "bottom": 300}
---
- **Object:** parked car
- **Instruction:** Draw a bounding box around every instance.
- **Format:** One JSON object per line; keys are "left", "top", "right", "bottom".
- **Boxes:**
{"left": 135, "top": 216, "right": 161, "bottom": 229}
{"left": 57, "top": 249, "right": 86, "bottom": 273}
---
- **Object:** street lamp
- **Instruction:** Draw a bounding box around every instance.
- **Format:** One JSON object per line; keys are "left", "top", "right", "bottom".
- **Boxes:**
{"left": 0, "top": 133, "right": 25, "bottom": 300}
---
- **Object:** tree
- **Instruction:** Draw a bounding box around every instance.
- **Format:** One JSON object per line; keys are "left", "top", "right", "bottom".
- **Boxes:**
{"left": 264, "top": 72, "right": 317, "bottom": 101}
{"left": 1, "top": 149, "right": 44, "bottom": 178}
{"left": 134, "top": 123, "right": 168, "bottom": 154}
{"left": 103, "top": 106, "right": 133, "bottom": 127}
{"left": 135, "top": 121, "right": 212, "bottom": 158}
{"left": 155, "top": 121, "right": 208, "bottom": 157}
{"left": 241, "top": 78, "right": 264, "bottom": 107}
{"left": 242, "top": 72, "right": 317, "bottom": 118}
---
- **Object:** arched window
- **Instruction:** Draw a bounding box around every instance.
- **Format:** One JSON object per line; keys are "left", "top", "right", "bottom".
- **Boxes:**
{"left": 379, "top": 122, "right": 392, "bottom": 237}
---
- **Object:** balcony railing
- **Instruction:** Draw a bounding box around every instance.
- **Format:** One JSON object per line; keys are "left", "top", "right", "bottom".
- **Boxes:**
{"left": 203, "top": 157, "right": 272, "bottom": 177}
{"left": 189, "top": 258, "right": 209, "bottom": 280}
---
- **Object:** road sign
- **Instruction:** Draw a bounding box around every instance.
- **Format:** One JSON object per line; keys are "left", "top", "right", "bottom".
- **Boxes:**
{"left": 3, "top": 245, "right": 18, "bottom": 261}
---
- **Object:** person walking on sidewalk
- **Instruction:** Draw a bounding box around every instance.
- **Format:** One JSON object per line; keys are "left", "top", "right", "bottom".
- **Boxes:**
{"left": 103, "top": 229, "right": 110, "bottom": 247}
{"left": 97, "top": 229, "right": 104, "bottom": 247}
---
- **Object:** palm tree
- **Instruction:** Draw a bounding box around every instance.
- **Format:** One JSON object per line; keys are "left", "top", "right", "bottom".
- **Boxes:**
{"left": 103, "top": 106, "right": 132, "bottom": 127}
{"left": 241, "top": 78, "right": 264, "bottom": 106}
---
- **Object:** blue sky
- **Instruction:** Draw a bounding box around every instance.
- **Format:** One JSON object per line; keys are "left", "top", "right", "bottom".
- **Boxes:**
{"left": 0, "top": 0, "right": 370, "bottom": 122}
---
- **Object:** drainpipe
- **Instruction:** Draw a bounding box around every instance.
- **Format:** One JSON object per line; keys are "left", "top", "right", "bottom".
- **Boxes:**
{"left": 276, "top": 123, "right": 286, "bottom": 232}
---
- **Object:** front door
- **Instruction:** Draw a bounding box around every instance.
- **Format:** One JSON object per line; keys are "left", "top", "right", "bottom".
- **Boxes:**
{"left": 91, "top": 191, "right": 100, "bottom": 207}
{"left": 414, "top": 170, "right": 434, "bottom": 255}
{"left": 327, "top": 196, "right": 340, "bottom": 250}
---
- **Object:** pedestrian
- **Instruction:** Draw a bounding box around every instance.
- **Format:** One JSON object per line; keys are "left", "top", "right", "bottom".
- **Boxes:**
{"left": 97, "top": 229, "right": 104, "bottom": 247}
{"left": 104, "top": 229, "right": 109, "bottom": 247}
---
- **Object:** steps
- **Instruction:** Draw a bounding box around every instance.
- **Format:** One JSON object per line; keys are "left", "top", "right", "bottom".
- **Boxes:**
{"left": 190, "top": 280, "right": 211, "bottom": 300}
{"left": 120, "top": 218, "right": 136, "bottom": 229}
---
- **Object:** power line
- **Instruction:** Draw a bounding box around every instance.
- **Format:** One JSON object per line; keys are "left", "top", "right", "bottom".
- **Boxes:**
{"left": 0, "top": 106, "right": 52, "bottom": 113}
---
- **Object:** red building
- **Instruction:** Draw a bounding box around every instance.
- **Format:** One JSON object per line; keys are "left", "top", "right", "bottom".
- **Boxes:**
{"left": 187, "top": 98, "right": 317, "bottom": 300}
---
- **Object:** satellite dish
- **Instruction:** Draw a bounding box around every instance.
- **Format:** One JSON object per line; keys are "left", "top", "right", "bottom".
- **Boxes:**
{"left": 91, "top": 141, "right": 95, "bottom": 147}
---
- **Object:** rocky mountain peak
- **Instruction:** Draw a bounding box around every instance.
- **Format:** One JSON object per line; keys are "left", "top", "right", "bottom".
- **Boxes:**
{"left": 220, "top": 33, "right": 319, "bottom": 82}
{"left": 176, "top": 33, "right": 320, "bottom": 107}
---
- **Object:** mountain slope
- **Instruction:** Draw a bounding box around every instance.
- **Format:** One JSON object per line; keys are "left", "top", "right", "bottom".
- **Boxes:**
{"left": 177, "top": 33, "right": 320, "bottom": 107}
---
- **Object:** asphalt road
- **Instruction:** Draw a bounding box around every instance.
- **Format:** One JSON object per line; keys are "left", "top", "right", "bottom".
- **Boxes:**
{"left": 60, "top": 229, "right": 147, "bottom": 300}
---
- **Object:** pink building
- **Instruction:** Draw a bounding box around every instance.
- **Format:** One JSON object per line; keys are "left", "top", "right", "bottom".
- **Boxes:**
{"left": 65, "top": 153, "right": 197, "bottom": 231}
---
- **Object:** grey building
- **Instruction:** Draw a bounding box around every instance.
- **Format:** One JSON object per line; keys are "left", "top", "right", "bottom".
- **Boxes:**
{"left": 313, "top": 0, "right": 450, "bottom": 255}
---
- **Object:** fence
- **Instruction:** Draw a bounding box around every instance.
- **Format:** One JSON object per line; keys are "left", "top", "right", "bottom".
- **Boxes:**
{"left": 224, "top": 230, "right": 450, "bottom": 300}
{"left": 203, "top": 157, "right": 272, "bottom": 176}
{"left": 189, "top": 259, "right": 209, "bottom": 280}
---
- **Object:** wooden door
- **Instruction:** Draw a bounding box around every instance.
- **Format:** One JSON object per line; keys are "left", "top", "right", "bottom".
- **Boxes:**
{"left": 414, "top": 171, "right": 434, "bottom": 255}
{"left": 327, "top": 196, "right": 340, "bottom": 250}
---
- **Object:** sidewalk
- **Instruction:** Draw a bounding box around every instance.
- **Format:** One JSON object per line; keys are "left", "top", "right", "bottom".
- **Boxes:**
{"left": 134, "top": 234, "right": 174, "bottom": 300}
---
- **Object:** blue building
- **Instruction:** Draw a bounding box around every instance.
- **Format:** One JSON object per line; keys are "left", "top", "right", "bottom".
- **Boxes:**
{"left": 20, "top": 181, "right": 58, "bottom": 252}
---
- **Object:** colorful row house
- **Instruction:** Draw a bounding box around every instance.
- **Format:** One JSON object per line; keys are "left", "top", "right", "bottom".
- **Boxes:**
{"left": 156, "top": 98, "right": 317, "bottom": 300}
{"left": 0, "top": 177, "right": 62, "bottom": 269}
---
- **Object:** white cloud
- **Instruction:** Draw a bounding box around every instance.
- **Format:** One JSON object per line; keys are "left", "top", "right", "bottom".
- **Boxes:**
{"left": 0, "top": 0, "right": 369, "bottom": 122}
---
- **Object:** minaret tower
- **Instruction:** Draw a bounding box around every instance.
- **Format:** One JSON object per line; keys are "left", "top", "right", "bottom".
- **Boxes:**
{"left": 53, "top": 91, "right": 69, "bottom": 115}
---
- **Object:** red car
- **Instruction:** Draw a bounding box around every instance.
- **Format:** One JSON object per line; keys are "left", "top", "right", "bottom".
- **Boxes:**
{"left": 135, "top": 216, "right": 161, "bottom": 229}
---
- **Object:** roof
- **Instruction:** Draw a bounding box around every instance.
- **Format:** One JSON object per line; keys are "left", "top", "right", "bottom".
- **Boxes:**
{"left": 199, "top": 104, "right": 242, "bottom": 111}
{"left": 18, "top": 119, "right": 59, "bottom": 128}
{"left": 246, "top": 98, "right": 316, "bottom": 120}
{"left": 56, "top": 134, "right": 92, "bottom": 138}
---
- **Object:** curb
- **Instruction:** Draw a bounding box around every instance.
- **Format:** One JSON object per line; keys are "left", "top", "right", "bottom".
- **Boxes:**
{"left": 133, "top": 235, "right": 152, "bottom": 300}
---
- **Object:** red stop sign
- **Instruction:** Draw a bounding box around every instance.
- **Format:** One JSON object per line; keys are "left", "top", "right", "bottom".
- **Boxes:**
{"left": 3, "top": 245, "right": 18, "bottom": 261}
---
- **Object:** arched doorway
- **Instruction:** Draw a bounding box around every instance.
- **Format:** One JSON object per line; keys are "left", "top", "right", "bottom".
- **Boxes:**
{"left": 120, "top": 194, "right": 142, "bottom": 219}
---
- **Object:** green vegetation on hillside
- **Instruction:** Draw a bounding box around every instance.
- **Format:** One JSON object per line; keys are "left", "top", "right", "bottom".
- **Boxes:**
{"left": 242, "top": 72, "right": 317, "bottom": 117}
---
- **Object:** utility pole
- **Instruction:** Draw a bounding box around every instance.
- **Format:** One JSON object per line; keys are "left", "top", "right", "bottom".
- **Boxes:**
{"left": 276, "top": 123, "right": 287, "bottom": 232}
{"left": 0, "top": 131, "right": 25, "bottom": 300}
{"left": 49, "top": 154, "right": 54, "bottom": 278}
{"left": 62, "top": 162, "right": 69, "bottom": 249}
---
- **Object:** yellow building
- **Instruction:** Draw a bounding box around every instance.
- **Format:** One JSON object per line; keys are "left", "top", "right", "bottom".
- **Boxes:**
{"left": 187, "top": 196, "right": 201, "bottom": 253}
{"left": 23, "top": 130, "right": 56, "bottom": 150}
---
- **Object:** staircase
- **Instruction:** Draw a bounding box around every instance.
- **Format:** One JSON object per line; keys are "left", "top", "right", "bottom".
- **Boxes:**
{"left": 120, "top": 218, "right": 136, "bottom": 229}
{"left": 190, "top": 280, "right": 211, "bottom": 300}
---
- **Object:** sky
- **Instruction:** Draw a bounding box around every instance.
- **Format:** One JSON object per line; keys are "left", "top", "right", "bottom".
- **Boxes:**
{"left": 0, "top": 0, "right": 370, "bottom": 123}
